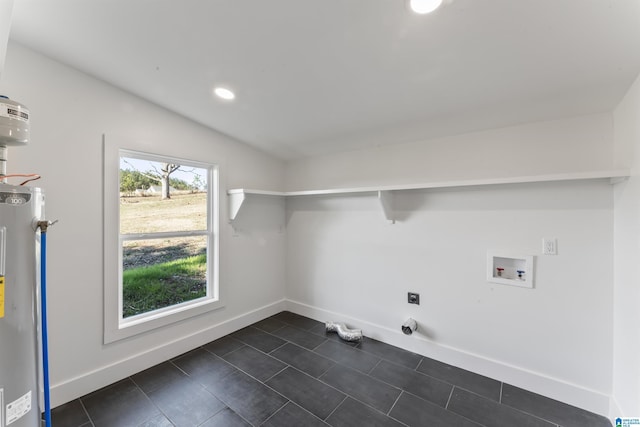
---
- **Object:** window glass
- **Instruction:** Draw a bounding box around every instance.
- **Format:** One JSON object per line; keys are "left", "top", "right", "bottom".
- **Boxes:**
{"left": 122, "top": 236, "right": 207, "bottom": 318}
{"left": 119, "top": 153, "right": 212, "bottom": 320}
{"left": 120, "top": 157, "right": 208, "bottom": 234}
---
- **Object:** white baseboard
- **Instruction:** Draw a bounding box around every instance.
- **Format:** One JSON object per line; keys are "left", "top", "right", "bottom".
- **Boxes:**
{"left": 50, "top": 299, "right": 286, "bottom": 407}
{"left": 286, "top": 299, "right": 612, "bottom": 417}
{"left": 50, "top": 298, "right": 612, "bottom": 418}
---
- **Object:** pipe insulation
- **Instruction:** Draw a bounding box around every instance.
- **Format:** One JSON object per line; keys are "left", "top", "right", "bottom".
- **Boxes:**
{"left": 39, "top": 225, "right": 52, "bottom": 427}
{"left": 36, "top": 220, "right": 56, "bottom": 427}
{"left": 325, "top": 321, "right": 363, "bottom": 342}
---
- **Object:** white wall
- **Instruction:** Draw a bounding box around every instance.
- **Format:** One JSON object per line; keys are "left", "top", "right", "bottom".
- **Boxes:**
{"left": 612, "top": 72, "right": 640, "bottom": 417}
{"left": 285, "top": 113, "right": 614, "bottom": 191}
{"left": 285, "top": 116, "right": 617, "bottom": 415}
{"left": 0, "top": 42, "right": 287, "bottom": 406}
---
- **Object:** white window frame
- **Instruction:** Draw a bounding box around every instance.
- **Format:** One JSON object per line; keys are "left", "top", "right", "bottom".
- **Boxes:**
{"left": 103, "top": 135, "right": 221, "bottom": 343}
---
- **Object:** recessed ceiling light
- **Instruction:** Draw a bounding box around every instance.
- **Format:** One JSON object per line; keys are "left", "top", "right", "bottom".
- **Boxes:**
{"left": 214, "top": 87, "right": 235, "bottom": 100}
{"left": 409, "top": 0, "right": 443, "bottom": 14}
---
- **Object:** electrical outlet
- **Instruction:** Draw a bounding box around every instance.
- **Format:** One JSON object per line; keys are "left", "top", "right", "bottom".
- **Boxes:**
{"left": 542, "top": 237, "right": 557, "bottom": 255}
{"left": 408, "top": 292, "right": 420, "bottom": 305}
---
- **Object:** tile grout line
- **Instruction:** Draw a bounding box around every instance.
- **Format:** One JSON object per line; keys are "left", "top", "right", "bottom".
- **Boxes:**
{"left": 251, "top": 319, "right": 287, "bottom": 334}
{"left": 317, "top": 361, "right": 336, "bottom": 378}
{"left": 330, "top": 389, "right": 407, "bottom": 425}
{"left": 262, "top": 365, "right": 290, "bottom": 384}
{"left": 290, "top": 363, "right": 383, "bottom": 416}
{"left": 223, "top": 338, "right": 289, "bottom": 365}
{"left": 194, "top": 405, "right": 229, "bottom": 427}
{"left": 217, "top": 353, "right": 288, "bottom": 387}
{"left": 131, "top": 376, "right": 174, "bottom": 427}
{"left": 216, "top": 343, "right": 247, "bottom": 360}
{"left": 273, "top": 339, "right": 339, "bottom": 377}
{"left": 355, "top": 346, "right": 422, "bottom": 369}
{"left": 386, "top": 389, "right": 404, "bottom": 416}
{"left": 310, "top": 347, "right": 379, "bottom": 376}
{"left": 445, "top": 386, "right": 455, "bottom": 409}
{"left": 360, "top": 364, "right": 415, "bottom": 408}
{"left": 266, "top": 323, "right": 329, "bottom": 352}
{"left": 368, "top": 357, "right": 384, "bottom": 375}
{"left": 267, "top": 340, "right": 289, "bottom": 355}
{"left": 322, "top": 395, "right": 349, "bottom": 422}
{"left": 169, "top": 359, "right": 191, "bottom": 377}
{"left": 77, "top": 397, "right": 94, "bottom": 427}
{"left": 268, "top": 324, "right": 287, "bottom": 334}
{"left": 412, "top": 356, "right": 424, "bottom": 371}
{"left": 498, "top": 401, "right": 567, "bottom": 427}
{"left": 387, "top": 390, "right": 411, "bottom": 427}
{"left": 310, "top": 337, "right": 328, "bottom": 351}
{"left": 415, "top": 356, "right": 423, "bottom": 372}
{"left": 452, "top": 386, "right": 565, "bottom": 426}
{"left": 202, "top": 337, "right": 246, "bottom": 358}
{"left": 274, "top": 400, "right": 329, "bottom": 427}
{"left": 257, "top": 399, "right": 290, "bottom": 426}
{"left": 190, "top": 382, "right": 247, "bottom": 426}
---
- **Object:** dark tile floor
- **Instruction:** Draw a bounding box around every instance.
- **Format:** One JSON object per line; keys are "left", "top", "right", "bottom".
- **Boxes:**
{"left": 51, "top": 311, "right": 612, "bottom": 427}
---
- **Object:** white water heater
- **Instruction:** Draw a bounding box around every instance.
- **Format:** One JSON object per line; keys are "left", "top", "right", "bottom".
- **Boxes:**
{"left": 0, "top": 185, "right": 43, "bottom": 427}
{"left": 0, "top": 96, "right": 43, "bottom": 427}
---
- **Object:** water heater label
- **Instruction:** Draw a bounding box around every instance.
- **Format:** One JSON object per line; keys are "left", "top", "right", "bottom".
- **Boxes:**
{"left": 5, "top": 391, "right": 30, "bottom": 425}
{"left": 0, "top": 193, "right": 31, "bottom": 206}
{"left": 0, "top": 103, "right": 30, "bottom": 123}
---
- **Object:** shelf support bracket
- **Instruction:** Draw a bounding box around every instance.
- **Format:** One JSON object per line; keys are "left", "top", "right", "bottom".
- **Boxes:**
{"left": 378, "top": 190, "right": 395, "bottom": 224}
{"left": 229, "top": 191, "right": 246, "bottom": 221}
{"left": 610, "top": 176, "right": 629, "bottom": 185}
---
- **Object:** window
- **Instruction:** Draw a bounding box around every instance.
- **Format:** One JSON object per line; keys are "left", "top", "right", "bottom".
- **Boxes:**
{"left": 104, "top": 136, "right": 221, "bottom": 343}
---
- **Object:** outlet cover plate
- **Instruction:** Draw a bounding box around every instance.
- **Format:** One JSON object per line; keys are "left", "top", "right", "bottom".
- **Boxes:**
{"left": 542, "top": 237, "right": 557, "bottom": 255}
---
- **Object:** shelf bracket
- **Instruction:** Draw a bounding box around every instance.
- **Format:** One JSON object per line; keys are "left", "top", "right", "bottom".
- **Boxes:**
{"left": 610, "top": 176, "right": 629, "bottom": 185}
{"left": 229, "top": 191, "right": 246, "bottom": 221}
{"left": 378, "top": 190, "right": 395, "bottom": 224}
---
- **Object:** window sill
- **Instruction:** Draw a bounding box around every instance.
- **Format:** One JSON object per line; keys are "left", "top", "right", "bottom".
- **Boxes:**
{"left": 104, "top": 297, "right": 224, "bottom": 344}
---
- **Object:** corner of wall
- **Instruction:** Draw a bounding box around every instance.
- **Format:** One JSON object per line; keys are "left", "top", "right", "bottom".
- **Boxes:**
{"left": 612, "top": 70, "right": 640, "bottom": 417}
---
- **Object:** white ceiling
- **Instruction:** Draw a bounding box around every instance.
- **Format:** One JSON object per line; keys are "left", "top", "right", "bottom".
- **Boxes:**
{"left": 8, "top": 0, "right": 640, "bottom": 159}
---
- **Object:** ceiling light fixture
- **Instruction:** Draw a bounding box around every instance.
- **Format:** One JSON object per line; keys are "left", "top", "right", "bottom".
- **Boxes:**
{"left": 214, "top": 87, "right": 235, "bottom": 100}
{"left": 409, "top": 0, "right": 443, "bottom": 14}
